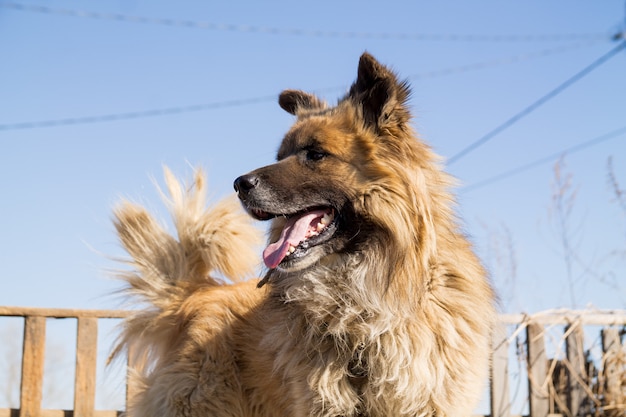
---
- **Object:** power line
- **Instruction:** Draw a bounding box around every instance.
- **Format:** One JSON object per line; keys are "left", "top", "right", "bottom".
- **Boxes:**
{"left": 407, "top": 42, "right": 601, "bottom": 79}
{"left": 0, "top": 96, "right": 276, "bottom": 132}
{"left": 447, "top": 40, "right": 626, "bottom": 165}
{"left": 0, "top": 44, "right": 595, "bottom": 132}
{"left": 0, "top": 2, "right": 610, "bottom": 42}
{"left": 460, "top": 125, "right": 626, "bottom": 193}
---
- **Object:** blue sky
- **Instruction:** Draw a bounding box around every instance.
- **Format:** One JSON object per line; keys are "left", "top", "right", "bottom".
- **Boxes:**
{"left": 1, "top": 0, "right": 625, "bottom": 316}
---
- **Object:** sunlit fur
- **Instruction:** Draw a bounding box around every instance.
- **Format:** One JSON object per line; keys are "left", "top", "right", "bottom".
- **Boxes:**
{"left": 111, "top": 167, "right": 264, "bottom": 415}
{"left": 112, "top": 53, "right": 496, "bottom": 417}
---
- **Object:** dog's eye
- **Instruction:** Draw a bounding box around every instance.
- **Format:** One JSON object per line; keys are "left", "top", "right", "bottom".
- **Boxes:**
{"left": 305, "top": 149, "right": 327, "bottom": 161}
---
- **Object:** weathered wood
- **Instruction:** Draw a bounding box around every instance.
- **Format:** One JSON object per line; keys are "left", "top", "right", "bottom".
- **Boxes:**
{"left": 0, "top": 409, "right": 122, "bottom": 417}
{"left": 19, "top": 316, "right": 46, "bottom": 417}
{"left": 500, "top": 311, "right": 626, "bottom": 325}
{"left": 0, "top": 408, "right": 19, "bottom": 417}
{"left": 565, "top": 323, "right": 586, "bottom": 416}
{"left": 74, "top": 317, "right": 98, "bottom": 417}
{"left": 490, "top": 323, "right": 511, "bottom": 417}
{"left": 601, "top": 327, "right": 622, "bottom": 413}
{"left": 126, "top": 342, "right": 139, "bottom": 409}
{"left": 526, "top": 322, "right": 549, "bottom": 417}
{"left": 0, "top": 306, "right": 128, "bottom": 319}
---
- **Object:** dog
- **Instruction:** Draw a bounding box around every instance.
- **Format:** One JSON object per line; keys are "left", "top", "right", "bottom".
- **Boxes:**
{"left": 111, "top": 52, "right": 496, "bottom": 416}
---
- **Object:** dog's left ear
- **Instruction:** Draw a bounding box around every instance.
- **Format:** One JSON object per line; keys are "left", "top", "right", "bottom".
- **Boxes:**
{"left": 279, "top": 90, "right": 326, "bottom": 115}
{"left": 349, "top": 52, "right": 411, "bottom": 130}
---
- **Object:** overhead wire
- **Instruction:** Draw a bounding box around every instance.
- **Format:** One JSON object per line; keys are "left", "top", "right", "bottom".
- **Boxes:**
{"left": 447, "top": 40, "right": 626, "bottom": 165}
{"left": 0, "top": 95, "right": 277, "bottom": 132}
{"left": 458, "top": 4, "right": 626, "bottom": 193}
{"left": 0, "top": 2, "right": 611, "bottom": 42}
{"left": 0, "top": 43, "right": 598, "bottom": 132}
{"left": 406, "top": 41, "right": 603, "bottom": 79}
{"left": 459, "top": 125, "right": 626, "bottom": 193}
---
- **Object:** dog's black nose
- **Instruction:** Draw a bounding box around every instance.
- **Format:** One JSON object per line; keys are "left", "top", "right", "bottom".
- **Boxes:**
{"left": 234, "top": 174, "right": 260, "bottom": 195}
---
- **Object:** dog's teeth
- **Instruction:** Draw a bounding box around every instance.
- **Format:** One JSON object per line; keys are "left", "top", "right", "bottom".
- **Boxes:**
{"left": 321, "top": 213, "right": 332, "bottom": 225}
{"left": 316, "top": 222, "right": 325, "bottom": 232}
{"left": 288, "top": 245, "right": 296, "bottom": 254}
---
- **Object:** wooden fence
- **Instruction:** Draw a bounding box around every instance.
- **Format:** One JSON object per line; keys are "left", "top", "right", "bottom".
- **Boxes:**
{"left": 0, "top": 306, "right": 131, "bottom": 417}
{"left": 0, "top": 306, "right": 624, "bottom": 417}
{"left": 494, "top": 310, "right": 626, "bottom": 417}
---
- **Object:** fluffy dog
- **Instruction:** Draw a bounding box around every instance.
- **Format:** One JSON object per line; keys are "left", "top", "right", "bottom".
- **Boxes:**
{"left": 112, "top": 53, "right": 496, "bottom": 417}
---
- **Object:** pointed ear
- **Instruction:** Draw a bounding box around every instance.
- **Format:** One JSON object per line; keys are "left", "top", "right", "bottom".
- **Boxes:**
{"left": 279, "top": 90, "right": 326, "bottom": 115}
{"left": 348, "top": 52, "right": 411, "bottom": 129}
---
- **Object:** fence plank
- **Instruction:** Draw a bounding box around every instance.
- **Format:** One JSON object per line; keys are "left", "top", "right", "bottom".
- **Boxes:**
{"left": 0, "top": 306, "right": 128, "bottom": 319}
{"left": 491, "top": 323, "right": 511, "bottom": 417}
{"left": 526, "top": 322, "right": 549, "bottom": 417}
{"left": 19, "top": 316, "right": 46, "bottom": 417}
{"left": 601, "top": 327, "right": 622, "bottom": 413}
{"left": 126, "top": 342, "right": 139, "bottom": 410}
{"left": 74, "top": 317, "right": 98, "bottom": 417}
{"left": 565, "top": 323, "right": 587, "bottom": 416}
{"left": 500, "top": 311, "right": 626, "bottom": 325}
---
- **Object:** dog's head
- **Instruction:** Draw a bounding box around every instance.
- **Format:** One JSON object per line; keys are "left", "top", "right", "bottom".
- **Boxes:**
{"left": 235, "top": 53, "right": 433, "bottom": 274}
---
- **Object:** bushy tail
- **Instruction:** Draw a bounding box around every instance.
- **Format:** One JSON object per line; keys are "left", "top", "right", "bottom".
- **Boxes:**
{"left": 109, "top": 167, "right": 261, "bottom": 368}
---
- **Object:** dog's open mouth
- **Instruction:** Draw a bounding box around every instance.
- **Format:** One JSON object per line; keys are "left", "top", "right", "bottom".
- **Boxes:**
{"left": 249, "top": 207, "right": 337, "bottom": 269}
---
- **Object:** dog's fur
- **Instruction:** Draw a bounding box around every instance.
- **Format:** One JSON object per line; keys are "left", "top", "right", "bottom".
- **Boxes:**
{"left": 111, "top": 53, "right": 496, "bottom": 416}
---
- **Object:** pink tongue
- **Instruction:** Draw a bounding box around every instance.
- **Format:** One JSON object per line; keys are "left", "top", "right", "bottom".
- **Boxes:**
{"left": 263, "top": 209, "right": 328, "bottom": 269}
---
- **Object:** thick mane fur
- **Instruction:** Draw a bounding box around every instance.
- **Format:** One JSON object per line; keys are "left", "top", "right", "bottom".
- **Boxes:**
{"left": 112, "top": 52, "right": 495, "bottom": 417}
{"left": 266, "top": 54, "right": 495, "bottom": 416}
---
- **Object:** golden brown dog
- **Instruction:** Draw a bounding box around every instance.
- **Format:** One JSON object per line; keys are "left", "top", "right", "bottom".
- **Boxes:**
{"left": 112, "top": 53, "right": 496, "bottom": 416}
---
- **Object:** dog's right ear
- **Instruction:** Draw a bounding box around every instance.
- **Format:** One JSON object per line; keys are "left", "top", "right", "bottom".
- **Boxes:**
{"left": 279, "top": 90, "right": 325, "bottom": 115}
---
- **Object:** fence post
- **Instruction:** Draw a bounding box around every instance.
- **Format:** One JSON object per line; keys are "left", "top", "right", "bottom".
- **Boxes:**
{"left": 126, "top": 342, "right": 139, "bottom": 411}
{"left": 74, "top": 317, "right": 98, "bottom": 417}
{"left": 527, "top": 322, "right": 549, "bottom": 417}
{"left": 19, "top": 316, "right": 46, "bottom": 417}
{"left": 601, "top": 327, "right": 622, "bottom": 415}
{"left": 565, "top": 322, "right": 587, "bottom": 416}
{"left": 491, "top": 322, "right": 511, "bottom": 417}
